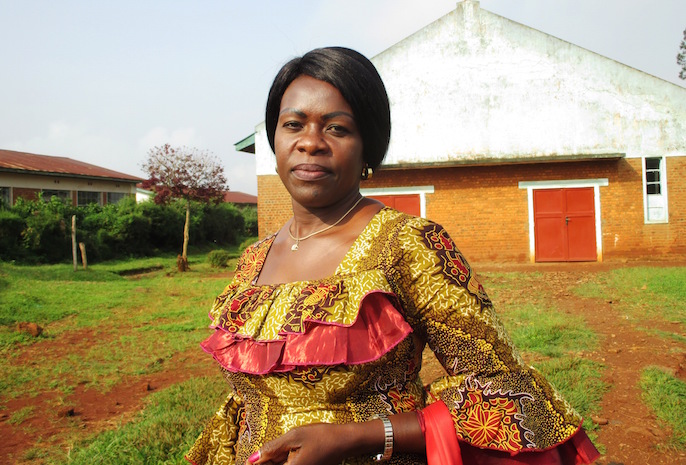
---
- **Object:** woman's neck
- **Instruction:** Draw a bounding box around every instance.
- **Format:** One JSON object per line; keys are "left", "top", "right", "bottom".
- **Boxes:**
{"left": 290, "top": 190, "right": 364, "bottom": 237}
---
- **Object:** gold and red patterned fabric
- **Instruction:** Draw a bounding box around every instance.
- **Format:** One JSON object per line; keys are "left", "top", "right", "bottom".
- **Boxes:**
{"left": 186, "top": 208, "right": 599, "bottom": 465}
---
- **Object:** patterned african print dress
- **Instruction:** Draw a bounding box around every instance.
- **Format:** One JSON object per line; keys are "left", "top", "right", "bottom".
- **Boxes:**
{"left": 185, "top": 208, "right": 599, "bottom": 465}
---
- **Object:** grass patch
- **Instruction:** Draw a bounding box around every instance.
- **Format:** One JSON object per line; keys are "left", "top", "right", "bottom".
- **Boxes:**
{"left": 572, "top": 267, "right": 686, "bottom": 325}
{"left": 0, "top": 250, "right": 234, "bottom": 398}
{"left": 482, "top": 271, "right": 606, "bottom": 439}
{"left": 497, "top": 303, "right": 597, "bottom": 357}
{"left": 8, "top": 405, "right": 34, "bottom": 425}
{"left": 639, "top": 367, "right": 686, "bottom": 450}
{"left": 51, "top": 375, "right": 227, "bottom": 465}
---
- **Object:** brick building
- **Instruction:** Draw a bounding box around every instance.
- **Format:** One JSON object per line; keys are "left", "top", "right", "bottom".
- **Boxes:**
{"left": 242, "top": 0, "right": 686, "bottom": 263}
{"left": 0, "top": 149, "right": 142, "bottom": 206}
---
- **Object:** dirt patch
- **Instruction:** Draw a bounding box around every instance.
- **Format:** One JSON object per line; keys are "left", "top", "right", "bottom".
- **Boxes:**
{"left": 478, "top": 266, "right": 686, "bottom": 465}
{"left": 0, "top": 347, "right": 217, "bottom": 463}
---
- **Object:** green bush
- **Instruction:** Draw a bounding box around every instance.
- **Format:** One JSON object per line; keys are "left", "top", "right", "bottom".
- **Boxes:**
{"left": 198, "top": 202, "right": 245, "bottom": 246}
{"left": 241, "top": 205, "right": 258, "bottom": 236}
{"left": 207, "top": 249, "right": 232, "bottom": 268}
{"left": 0, "top": 211, "right": 25, "bottom": 260}
{"left": 238, "top": 236, "right": 259, "bottom": 252}
{"left": 3, "top": 194, "right": 257, "bottom": 264}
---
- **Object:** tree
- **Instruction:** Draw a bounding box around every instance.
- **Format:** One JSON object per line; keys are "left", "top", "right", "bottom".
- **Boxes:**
{"left": 678, "top": 28, "right": 686, "bottom": 80}
{"left": 141, "top": 144, "right": 227, "bottom": 271}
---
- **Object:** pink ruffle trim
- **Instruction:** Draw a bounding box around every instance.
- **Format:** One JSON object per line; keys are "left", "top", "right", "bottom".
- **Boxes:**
{"left": 200, "top": 291, "right": 413, "bottom": 375}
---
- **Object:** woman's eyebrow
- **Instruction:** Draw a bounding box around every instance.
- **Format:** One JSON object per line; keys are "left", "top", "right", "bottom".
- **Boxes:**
{"left": 279, "top": 107, "right": 306, "bottom": 117}
{"left": 322, "top": 111, "right": 354, "bottom": 120}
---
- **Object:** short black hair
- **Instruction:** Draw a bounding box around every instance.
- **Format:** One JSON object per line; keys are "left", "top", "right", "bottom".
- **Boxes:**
{"left": 265, "top": 47, "right": 391, "bottom": 170}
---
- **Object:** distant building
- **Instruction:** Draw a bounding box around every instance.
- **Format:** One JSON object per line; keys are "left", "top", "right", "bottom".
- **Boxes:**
{"left": 240, "top": 0, "right": 686, "bottom": 263}
{"left": 223, "top": 191, "right": 257, "bottom": 207}
{"left": 0, "top": 149, "right": 143, "bottom": 206}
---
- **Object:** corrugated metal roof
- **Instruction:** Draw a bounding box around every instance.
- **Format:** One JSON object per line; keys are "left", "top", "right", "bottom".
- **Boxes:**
{"left": 223, "top": 191, "right": 257, "bottom": 204}
{"left": 0, "top": 149, "right": 144, "bottom": 182}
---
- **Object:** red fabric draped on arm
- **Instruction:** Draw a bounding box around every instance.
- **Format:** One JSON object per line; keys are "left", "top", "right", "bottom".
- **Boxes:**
{"left": 422, "top": 401, "right": 600, "bottom": 465}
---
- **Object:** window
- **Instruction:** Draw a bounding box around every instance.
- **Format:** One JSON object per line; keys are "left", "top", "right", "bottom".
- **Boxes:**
{"left": 643, "top": 157, "right": 668, "bottom": 223}
{"left": 106, "top": 192, "right": 127, "bottom": 204}
{"left": 77, "top": 191, "right": 102, "bottom": 206}
{"left": 0, "top": 187, "right": 10, "bottom": 207}
{"left": 42, "top": 189, "right": 70, "bottom": 202}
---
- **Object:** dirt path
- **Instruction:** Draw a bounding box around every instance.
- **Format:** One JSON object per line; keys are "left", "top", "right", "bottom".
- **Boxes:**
{"left": 478, "top": 267, "right": 686, "bottom": 465}
{"left": 0, "top": 336, "right": 218, "bottom": 464}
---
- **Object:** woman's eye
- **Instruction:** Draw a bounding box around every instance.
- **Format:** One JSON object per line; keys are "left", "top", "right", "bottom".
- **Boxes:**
{"left": 283, "top": 121, "right": 302, "bottom": 129}
{"left": 327, "top": 124, "right": 348, "bottom": 135}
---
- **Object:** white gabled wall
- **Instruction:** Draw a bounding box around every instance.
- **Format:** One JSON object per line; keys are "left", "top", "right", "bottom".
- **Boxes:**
{"left": 255, "top": 0, "right": 686, "bottom": 175}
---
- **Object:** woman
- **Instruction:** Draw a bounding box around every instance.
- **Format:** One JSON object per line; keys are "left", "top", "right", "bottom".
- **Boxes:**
{"left": 186, "top": 47, "right": 599, "bottom": 465}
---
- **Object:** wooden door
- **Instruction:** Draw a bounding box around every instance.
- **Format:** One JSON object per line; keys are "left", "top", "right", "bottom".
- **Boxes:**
{"left": 367, "top": 194, "right": 421, "bottom": 216}
{"left": 534, "top": 188, "right": 596, "bottom": 262}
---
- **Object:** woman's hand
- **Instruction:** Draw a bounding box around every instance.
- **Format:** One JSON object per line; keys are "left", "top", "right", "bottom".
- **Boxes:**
{"left": 246, "top": 422, "right": 369, "bottom": 465}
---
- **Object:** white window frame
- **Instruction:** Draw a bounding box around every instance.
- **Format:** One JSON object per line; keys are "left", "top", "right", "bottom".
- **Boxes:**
{"left": 518, "top": 178, "right": 608, "bottom": 263}
{"left": 642, "top": 156, "right": 668, "bottom": 224}
{"left": 360, "top": 185, "right": 434, "bottom": 218}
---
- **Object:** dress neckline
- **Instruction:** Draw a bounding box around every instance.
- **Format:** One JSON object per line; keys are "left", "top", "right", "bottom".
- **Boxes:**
{"left": 251, "top": 207, "right": 389, "bottom": 287}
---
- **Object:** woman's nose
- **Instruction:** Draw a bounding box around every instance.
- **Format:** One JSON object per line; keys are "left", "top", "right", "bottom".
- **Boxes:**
{"left": 297, "top": 127, "right": 328, "bottom": 155}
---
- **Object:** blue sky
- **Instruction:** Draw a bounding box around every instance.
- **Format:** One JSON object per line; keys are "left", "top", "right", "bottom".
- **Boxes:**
{"left": 1, "top": 0, "right": 684, "bottom": 195}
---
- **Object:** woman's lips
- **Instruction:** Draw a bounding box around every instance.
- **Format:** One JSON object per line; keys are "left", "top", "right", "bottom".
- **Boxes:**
{"left": 291, "top": 164, "right": 330, "bottom": 181}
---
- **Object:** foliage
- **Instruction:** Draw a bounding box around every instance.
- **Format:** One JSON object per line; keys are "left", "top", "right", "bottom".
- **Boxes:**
{"left": 239, "top": 236, "right": 259, "bottom": 252}
{"left": 0, "top": 210, "right": 25, "bottom": 260}
{"left": 140, "top": 144, "right": 227, "bottom": 206}
{"left": 678, "top": 28, "right": 686, "bottom": 80}
{"left": 0, "top": 193, "right": 252, "bottom": 263}
{"left": 640, "top": 367, "right": 686, "bottom": 449}
{"left": 240, "top": 205, "right": 258, "bottom": 236}
{"left": 141, "top": 144, "right": 228, "bottom": 269}
{"left": 207, "top": 249, "right": 233, "bottom": 268}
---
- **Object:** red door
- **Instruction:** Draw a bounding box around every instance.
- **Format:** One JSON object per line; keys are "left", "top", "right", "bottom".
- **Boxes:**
{"left": 534, "top": 188, "right": 596, "bottom": 262}
{"left": 368, "top": 194, "right": 421, "bottom": 216}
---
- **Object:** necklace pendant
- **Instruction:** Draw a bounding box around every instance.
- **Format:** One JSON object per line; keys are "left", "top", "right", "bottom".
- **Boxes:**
{"left": 291, "top": 243, "right": 299, "bottom": 251}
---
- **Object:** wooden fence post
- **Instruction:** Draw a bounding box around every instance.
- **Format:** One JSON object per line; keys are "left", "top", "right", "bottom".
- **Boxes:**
{"left": 72, "top": 215, "right": 77, "bottom": 271}
{"left": 78, "top": 242, "right": 87, "bottom": 270}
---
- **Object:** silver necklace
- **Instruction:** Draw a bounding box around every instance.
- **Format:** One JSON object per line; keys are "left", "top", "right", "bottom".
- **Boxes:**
{"left": 288, "top": 196, "right": 364, "bottom": 251}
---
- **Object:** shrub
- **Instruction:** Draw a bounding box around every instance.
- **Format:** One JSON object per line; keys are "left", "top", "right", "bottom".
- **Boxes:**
{"left": 207, "top": 249, "right": 232, "bottom": 268}
{"left": 0, "top": 211, "right": 25, "bottom": 260}
{"left": 199, "top": 203, "right": 245, "bottom": 246}
{"left": 238, "top": 236, "right": 259, "bottom": 253}
{"left": 240, "top": 205, "right": 258, "bottom": 237}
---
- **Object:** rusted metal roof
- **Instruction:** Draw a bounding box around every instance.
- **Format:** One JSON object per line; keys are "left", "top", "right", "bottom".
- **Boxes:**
{"left": 0, "top": 149, "right": 143, "bottom": 182}
{"left": 223, "top": 191, "right": 257, "bottom": 204}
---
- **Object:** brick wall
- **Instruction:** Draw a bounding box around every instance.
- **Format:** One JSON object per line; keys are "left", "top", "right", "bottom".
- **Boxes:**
{"left": 12, "top": 187, "right": 40, "bottom": 203}
{"left": 257, "top": 157, "right": 686, "bottom": 263}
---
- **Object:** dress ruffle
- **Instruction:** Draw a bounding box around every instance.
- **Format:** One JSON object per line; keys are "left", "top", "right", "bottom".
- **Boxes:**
{"left": 201, "top": 291, "right": 413, "bottom": 375}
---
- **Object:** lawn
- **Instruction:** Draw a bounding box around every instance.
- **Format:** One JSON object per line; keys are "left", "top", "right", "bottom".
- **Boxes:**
{"left": 1, "top": 260, "right": 684, "bottom": 463}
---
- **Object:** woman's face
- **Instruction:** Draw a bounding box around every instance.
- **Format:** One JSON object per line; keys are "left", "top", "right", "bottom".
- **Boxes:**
{"left": 274, "top": 75, "right": 364, "bottom": 209}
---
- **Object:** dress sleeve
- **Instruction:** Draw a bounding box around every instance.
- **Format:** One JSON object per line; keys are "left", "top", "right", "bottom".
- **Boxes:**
{"left": 185, "top": 388, "right": 244, "bottom": 465}
{"left": 390, "top": 218, "right": 599, "bottom": 463}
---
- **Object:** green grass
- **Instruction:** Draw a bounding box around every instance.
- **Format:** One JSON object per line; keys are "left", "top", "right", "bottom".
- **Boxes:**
{"left": 47, "top": 376, "right": 228, "bottom": 465}
{"left": 8, "top": 405, "right": 34, "bottom": 425}
{"left": 639, "top": 367, "right": 686, "bottom": 450}
{"left": 0, "top": 250, "right": 237, "bottom": 399}
{"left": 483, "top": 271, "right": 606, "bottom": 436}
{"left": 572, "top": 267, "right": 686, "bottom": 325}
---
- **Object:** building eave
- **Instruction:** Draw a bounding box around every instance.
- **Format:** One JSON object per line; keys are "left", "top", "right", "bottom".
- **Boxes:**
{"left": 380, "top": 152, "right": 625, "bottom": 170}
